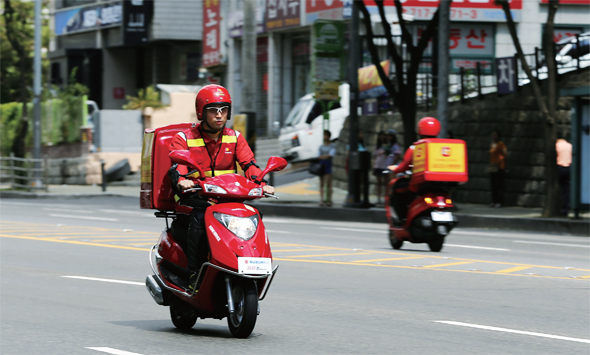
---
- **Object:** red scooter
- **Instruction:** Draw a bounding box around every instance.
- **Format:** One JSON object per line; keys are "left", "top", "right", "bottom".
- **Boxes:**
{"left": 384, "top": 138, "right": 468, "bottom": 252}
{"left": 145, "top": 151, "right": 287, "bottom": 338}
{"left": 385, "top": 172, "right": 457, "bottom": 252}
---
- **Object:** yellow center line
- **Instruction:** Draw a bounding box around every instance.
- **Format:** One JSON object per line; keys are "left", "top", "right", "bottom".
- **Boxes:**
{"left": 287, "top": 252, "right": 372, "bottom": 258}
{"left": 422, "top": 261, "right": 473, "bottom": 268}
{"left": 352, "top": 256, "right": 426, "bottom": 263}
{"left": 495, "top": 265, "right": 533, "bottom": 273}
{"left": 0, "top": 234, "right": 150, "bottom": 251}
{"left": 578, "top": 275, "right": 590, "bottom": 279}
{"left": 87, "top": 238, "right": 156, "bottom": 242}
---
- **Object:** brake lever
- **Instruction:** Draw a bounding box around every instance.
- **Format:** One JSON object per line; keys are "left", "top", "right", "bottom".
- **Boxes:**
{"left": 182, "top": 187, "right": 202, "bottom": 193}
{"left": 264, "top": 193, "right": 279, "bottom": 199}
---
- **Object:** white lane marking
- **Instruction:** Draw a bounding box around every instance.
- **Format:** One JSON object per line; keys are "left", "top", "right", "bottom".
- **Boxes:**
{"left": 266, "top": 230, "right": 292, "bottom": 234}
{"left": 320, "top": 227, "right": 386, "bottom": 233}
{"left": 97, "top": 209, "right": 154, "bottom": 217}
{"left": 50, "top": 214, "right": 118, "bottom": 222}
{"left": 445, "top": 244, "right": 510, "bottom": 251}
{"left": 435, "top": 321, "right": 590, "bottom": 344}
{"left": 43, "top": 208, "right": 93, "bottom": 214}
{"left": 86, "top": 347, "right": 144, "bottom": 355}
{"left": 62, "top": 276, "right": 143, "bottom": 286}
{"left": 514, "top": 240, "right": 590, "bottom": 248}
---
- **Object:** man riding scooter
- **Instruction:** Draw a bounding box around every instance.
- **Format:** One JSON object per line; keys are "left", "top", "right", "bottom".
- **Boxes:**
{"left": 388, "top": 117, "right": 441, "bottom": 226}
{"left": 168, "top": 84, "right": 275, "bottom": 291}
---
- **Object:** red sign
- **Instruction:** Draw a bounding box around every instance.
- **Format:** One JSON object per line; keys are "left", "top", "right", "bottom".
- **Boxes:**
{"left": 113, "top": 87, "right": 125, "bottom": 99}
{"left": 306, "top": 0, "right": 344, "bottom": 13}
{"left": 203, "top": 0, "right": 220, "bottom": 67}
{"left": 541, "top": 0, "right": 589, "bottom": 4}
{"left": 364, "top": 0, "right": 522, "bottom": 22}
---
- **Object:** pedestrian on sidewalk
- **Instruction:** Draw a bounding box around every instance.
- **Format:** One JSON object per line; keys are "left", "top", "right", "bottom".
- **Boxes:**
{"left": 318, "top": 130, "right": 336, "bottom": 207}
{"left": 386, "top": 129, "right": 402, "bottom": 182}
{"left": 488, "top": 130, "right": 507, "bottom": 208}
{"left": 556, "top": 136, "right": 572, "bottom": 216}
{"left": 372, "top": 131, "right": 389, "bottom": 205}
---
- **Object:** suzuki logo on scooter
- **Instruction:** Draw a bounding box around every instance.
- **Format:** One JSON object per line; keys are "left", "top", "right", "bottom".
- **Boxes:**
{"left": 441, "top": 146, "right": 451, "bottom": 157}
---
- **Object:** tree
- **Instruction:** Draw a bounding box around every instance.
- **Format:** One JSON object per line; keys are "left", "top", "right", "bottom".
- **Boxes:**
{"left": 357, "top": 0, "right": 443, "bottom": 148}
{"left": 495, "top": 0, "right": 560, "bottom": 217}
{"left": 1, "top": 0, "right": 50, "bottom": 158}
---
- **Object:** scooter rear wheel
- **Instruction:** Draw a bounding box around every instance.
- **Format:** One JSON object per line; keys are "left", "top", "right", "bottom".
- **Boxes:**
{"left": 227, "top": 279, "right": 258, "bottom": 338}
{"left": 169, "top": 297, "right": 198, "bottom": 330}
{"left": 389, "top": 230, "right": 403, "bottom": 250}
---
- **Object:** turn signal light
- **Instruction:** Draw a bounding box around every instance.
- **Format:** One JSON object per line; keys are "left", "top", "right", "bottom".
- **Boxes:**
{"left": 424, "top": 197, "right": 434, "bottom": 204}
{"left": 445, "top": 199, "right": 452, "bottom": 204}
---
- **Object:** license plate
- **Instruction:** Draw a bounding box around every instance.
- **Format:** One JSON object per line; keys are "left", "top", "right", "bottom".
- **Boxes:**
{"left": 238, "top": 257, "right": 272, "bottom": 275}
{"left": 431, "top": 211, "right": 453, "bottom": 222}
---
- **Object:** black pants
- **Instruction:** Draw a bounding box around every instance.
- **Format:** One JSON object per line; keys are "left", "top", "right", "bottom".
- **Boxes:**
{"left": 390, "top": 177, "right": 414, "bottom": 221}
{"left": 178, "top": 197, "right": 210, "bottom": 272}
{"left": 558, "top": 165, "right": 571, "bottom": 215}
{"left": 490, "top": 169, "right": 505, "bottom": 205}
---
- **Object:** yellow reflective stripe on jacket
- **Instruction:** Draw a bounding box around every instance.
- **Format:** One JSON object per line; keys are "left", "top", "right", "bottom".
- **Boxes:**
{"left": 187, "top": 138, "right": 205, "bottom": 147}
{"left": 187, "top": 169, "right": 236, "bottom": 178}
{"left": 221, "top": 135, "right": 237, "bottom": 144}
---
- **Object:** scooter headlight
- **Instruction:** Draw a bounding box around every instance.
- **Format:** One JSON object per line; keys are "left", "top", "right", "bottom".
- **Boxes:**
{"left": 248, "top": 187, "right": 262, "bottom": 196}
{"left": 204, "top": 184, "right": 227, "bottom": 194}
{"left": 214, "top": 212, "right": 259, "bottom": 241}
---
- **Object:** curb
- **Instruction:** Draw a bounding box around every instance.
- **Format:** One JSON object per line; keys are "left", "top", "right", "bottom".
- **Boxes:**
{"left": 0, "top": 191, "right": 132, "bottom": 199}
{"left": 253, "top": 202, "right": 589, "bottom": 237}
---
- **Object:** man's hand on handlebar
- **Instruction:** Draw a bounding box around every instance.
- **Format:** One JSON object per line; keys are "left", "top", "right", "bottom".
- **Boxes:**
{"left": 178, "top": 179, "right": 195, "bottom": 190}
{"left": 263, "top": 185, "right": 274, "bottom": 195}
{"left": 387, "top": 165, "right": 398, "bottom": 171}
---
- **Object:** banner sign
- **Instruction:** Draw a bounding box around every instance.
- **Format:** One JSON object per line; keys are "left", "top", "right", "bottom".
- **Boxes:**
{"left": 363, "top": 0, "right": 522, "bottom": 22}
{"left": 123, "top": 0, "right": 153, "bottom": 45}
{"left": 312, "top": 20, "right": 346, "bottom": 100}
{"left": 228, "top": 0, "right": 267, "bottom": 38}
{"left": 541, "top": 0, "right": 589, "bottom": 4}
{"left": 358, "top": 60, "right": 390, "bottom": 99}
{"left": 203, "top": 0, "right": 221, "bottom": 67}
{"left": 55, "top": 2, "right": 122, "bottom": 35}
{"left": 306, "top": 0, "right": 352, "bottom": 23}
{"left": 266, "top": 0, "right": 301, "bottom": 31}
{"left": 496, "top": 56, "right": 517, "bottom": 95}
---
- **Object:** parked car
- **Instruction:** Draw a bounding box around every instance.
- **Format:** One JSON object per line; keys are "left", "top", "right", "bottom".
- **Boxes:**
{"left": 279, "top": 84, "right": 349, "bottom": 163}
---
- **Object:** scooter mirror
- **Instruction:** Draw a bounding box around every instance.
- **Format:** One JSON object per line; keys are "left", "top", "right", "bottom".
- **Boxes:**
{"left": 258, "top": 156, "right": 288, "bottom": 181}
{"left": 169, "top": 150, "right": 206, "bottom": 178}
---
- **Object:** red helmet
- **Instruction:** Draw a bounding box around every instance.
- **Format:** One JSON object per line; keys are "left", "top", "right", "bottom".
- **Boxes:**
{"left": 195, "top": 84, "right": 232, "bottom": 120}
{"left": 417, "top": 117, "right": 441, "bottom": 137}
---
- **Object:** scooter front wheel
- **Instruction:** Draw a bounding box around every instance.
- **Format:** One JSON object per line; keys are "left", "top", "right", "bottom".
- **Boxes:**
{"left": 227, "top": 279, "right": 258, "bottom": 338}
{"left": 428, "top": 236, "right": 444, "bottom": 252}
{"left": 389, "top": 230, "right": 403, "bottom": 250}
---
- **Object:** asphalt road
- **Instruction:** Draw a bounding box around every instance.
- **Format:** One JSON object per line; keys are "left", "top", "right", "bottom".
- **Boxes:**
{"left": 1, "top": 197, "right": 589, "bottom": 355}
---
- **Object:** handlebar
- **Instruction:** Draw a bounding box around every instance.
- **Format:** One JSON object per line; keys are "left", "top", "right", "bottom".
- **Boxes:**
{"left": 264, "top": 193, "right": 279, "bottom": 199}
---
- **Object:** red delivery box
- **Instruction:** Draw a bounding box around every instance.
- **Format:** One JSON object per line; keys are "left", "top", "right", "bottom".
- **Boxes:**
{"left": 411, "top": 138, "right": 468, "bottom": 185}
{"left": 140, "top": 123, "right": 192, "bottom": 210}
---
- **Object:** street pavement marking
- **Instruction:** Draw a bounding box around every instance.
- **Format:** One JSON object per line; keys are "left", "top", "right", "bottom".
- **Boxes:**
{"left": 495, "top": 265, "right": 533, "bottom": 273}
{"left": 434, "top": 321, "right": 590, "bottom": 344}
{"left": 2, "top": 222, "right": 588, "bottom": 281}
{"left": 422, "top": 261, "right": 473, "bottom": 268}
{"left": 86, "top": 347, "right": 144, "bottom": 355}
{"left": 287, "top": 252, "right": 372, "bottom": 258}
{"left": 514, "top": 240, "right": 590, "bottom": 248}
{"left": 50, "top": 214, "right": 118, "bottom": 221}
{"left": 445, "top": 244, "right": 510, "bottom": 251}
{"left": 352, "top": 256, "right": 425, "bottom": 263}
{"left": 321, "top": 227, "right": 387, "bottom": 233}
{"left": 62, "top": 276, "right": 143, "bottom": 286}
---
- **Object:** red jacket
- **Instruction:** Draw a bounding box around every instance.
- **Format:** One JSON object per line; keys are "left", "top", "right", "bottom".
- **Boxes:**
{"left": 169, "top": 124, "right": 262, "bottom": 183}
{"left": 393, "top": 145, "right": 414, "bottom": 175}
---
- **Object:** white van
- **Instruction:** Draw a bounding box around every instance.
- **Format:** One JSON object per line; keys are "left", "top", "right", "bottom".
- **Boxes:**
{"left": 278, "top": 84, "right": 349, "bottom": 163}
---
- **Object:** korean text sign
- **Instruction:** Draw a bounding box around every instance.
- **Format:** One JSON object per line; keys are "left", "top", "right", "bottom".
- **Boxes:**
{"left": 203, "top": 0, "right": 221, "bottom": 67}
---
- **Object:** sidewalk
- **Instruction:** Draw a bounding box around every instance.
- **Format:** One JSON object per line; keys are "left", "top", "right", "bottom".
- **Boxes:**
{"left": 1, "top": 179, "right": 588, "bottom": 236}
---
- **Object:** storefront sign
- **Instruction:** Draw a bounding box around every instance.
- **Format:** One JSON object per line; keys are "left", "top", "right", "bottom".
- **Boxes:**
{"left": 228, "top": 0, "right": 267, "bottom": 37}
{"left": 452, "top": 59, "right": 493, "bottom": 74}
{"left": 306, "top": 0, "right": 352, "bottom": 23}
{"left": 496, "top": 56, "right": 517, "bottom": 95}
{"left": 312, "top": 20, "right": 346, "bottom": 95}
{"left": 315, "top": 81, "right": 340, "bottom": 101}
{"left": 541, "top": 0, "right": 589, "bottom": 4}
{"left": 266, "top": 0, "right": 301, "bottom": 31}
{"left": 55, "top": 2, "right": 122, "bottom": 35}
{"left": 364, "top": 0, "right": 522, "bottom": 22}
{"left": 123, "top": 0, "right": 153, "bottom": 45}
{"left": 203, "top": 0, "right": 221, "bottom": 67}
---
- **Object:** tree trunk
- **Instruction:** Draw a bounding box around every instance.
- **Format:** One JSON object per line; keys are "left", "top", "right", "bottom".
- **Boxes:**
{"left": 542, "top": 0, "right": 560, "bottom": 217}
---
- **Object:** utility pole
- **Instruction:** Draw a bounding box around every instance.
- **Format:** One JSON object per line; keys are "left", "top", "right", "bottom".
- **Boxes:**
{"left": 345, "top": 1, "right": 361, "bottom": 207}
{"left": 241, "top": 0, "right": 257, "bottom": 150}
{"left": 33, "top": 0, "right": 42, "bottom": 186}
{"left": 436, "top": 1, "right": 451, "bottom": 138}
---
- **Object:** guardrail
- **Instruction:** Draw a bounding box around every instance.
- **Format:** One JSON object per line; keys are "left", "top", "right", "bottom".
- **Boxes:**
{"left": 0, "top": 153, "right": 48, "bottom": 192}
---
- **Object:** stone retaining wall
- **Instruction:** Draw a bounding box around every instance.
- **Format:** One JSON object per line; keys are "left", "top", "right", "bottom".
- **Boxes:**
{"left": 333, "top": 68, "right": 588, "bottom": 207}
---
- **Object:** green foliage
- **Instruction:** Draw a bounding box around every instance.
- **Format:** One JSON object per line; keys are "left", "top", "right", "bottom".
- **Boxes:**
{"left": 0, "top": 102, "right": 24, "bottom": 156}
{"left": 1, "top": 0, "right": 51, "bottom": 104}
{"left": 123, "top": 86, "right": 166, "bottom": 110}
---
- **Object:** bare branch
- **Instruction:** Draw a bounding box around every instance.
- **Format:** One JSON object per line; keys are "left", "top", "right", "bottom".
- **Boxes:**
{"left": 393, "top": 0, "right": 414, "bottom": 52}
